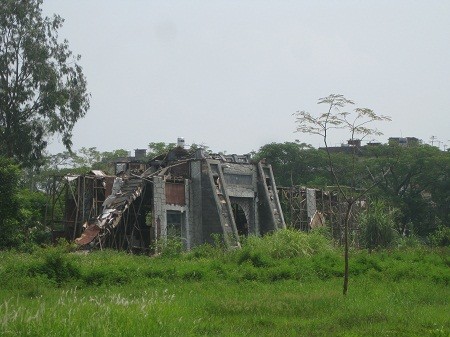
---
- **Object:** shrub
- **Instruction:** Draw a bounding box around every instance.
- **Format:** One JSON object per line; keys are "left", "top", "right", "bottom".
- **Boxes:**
{"left": 30, "top": 247, "right": 81, "bottom": 285}
{"left": 396, "top": 233, "right": 423, "bottom": 249}
{"left": 359, "top": 201, "right": 399, "bottom": 250}
{"left": 154, "top": 237, "right": 183, "bottom": 258}
{"left": 428, "top": 225, "right": 450, "bottom": 247}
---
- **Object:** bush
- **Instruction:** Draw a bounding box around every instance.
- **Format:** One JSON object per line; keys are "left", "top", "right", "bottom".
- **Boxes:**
{"left": 428, "top": 225, "right": 450, "bottom": 247}
{"left": 153, "top": 237, "right": 184, "bottom": 258}
{"left": 30, "top": 247, "right": 81, "bottom": 285}
{"left": 359, "top": 201, "right": 399, "bottom": 250}
{"left": 17, "top": 189, "right": 49, "bottom": 246}
{"left": 396, "top": 233, "right": 423, "bottom": 249}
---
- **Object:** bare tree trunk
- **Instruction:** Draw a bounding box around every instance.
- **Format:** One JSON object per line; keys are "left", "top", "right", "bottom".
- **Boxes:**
{"left": 343, "top": 202, "right": 353, "bottom": 295}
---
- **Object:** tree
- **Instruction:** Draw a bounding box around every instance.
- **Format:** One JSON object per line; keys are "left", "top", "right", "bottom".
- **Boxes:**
{"left": 364, "top": 144, "right": 450, "bottom": 237}
{"left": 147, "top": 142, "right": 176, "bottom": 158}
{"left": 147, "top": 141, "right": 213, "bottom": 159}
{"left": 23, "top": 147, "right": 130, "bottom": 192}
{"left": 255, "top": 142, "right": 331, "bottom": 187}
{"left": 0, "top": 0, "right": 90, "bottom": 168}
{"left": 294, "top": 94, "right": 391, "bottom": 295}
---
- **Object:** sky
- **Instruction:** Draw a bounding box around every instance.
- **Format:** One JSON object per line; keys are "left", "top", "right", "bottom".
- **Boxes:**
{"left": 42, "top": 0, "right": 450, "bottom": 154}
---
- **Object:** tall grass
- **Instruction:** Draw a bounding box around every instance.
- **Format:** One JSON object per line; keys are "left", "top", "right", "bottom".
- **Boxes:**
{"left": 359, "top": 200, "right": 399, "bottom": 250}
{"left": 0, "top": 229, "right": 448, "bottom": 336}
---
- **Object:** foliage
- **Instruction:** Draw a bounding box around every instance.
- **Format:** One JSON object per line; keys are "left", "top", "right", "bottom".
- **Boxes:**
{"left": 16, "top": 187, "right": 49, "bottom": 247}
{"left": 29, "top": 245, "right": 81, "bottom": 285}
{"left": 0, "top": 0, "right": 90, "bottom": 168}
{"left": 364, "top": 144, "right": 450, "bottom": 237}
{"left": 259, "top": 141, "right": 450, "bottom": 241}
{"left": 147, "top": 142, "right": 176, "bottom": 158}
{"left": 54, "top": 147, "right": 131, "bottom": 174}
{"left": 428, "top": 225, "right": 450, "bottom": 247}
{"left": 0, "top": 156, "right": 21, "bottom": 248}
{"left": 293, "top": 94, "right": 391, "bottom": 192}
{"left": 359, "top": 200, "right": 399, "bottom": 250}
{"left": 21, "top": 147, "right": 130, "bottom": 193}
{"left": 96, "top": 149, "right": 129, "bottom": 173}
{"left": 0, "top": 156, "right": 48, "bottom": 249}
{"left": 153, "top": 237, "right": 184, "bottom": 258}
{"left": 147, "top": 141, "right": 213, "bottom": 159}
{"left": 44, "top": 147, "right": 128, "bottom": 173}
{"left": 255, "top": 142, "right": 331, "bottom": 187}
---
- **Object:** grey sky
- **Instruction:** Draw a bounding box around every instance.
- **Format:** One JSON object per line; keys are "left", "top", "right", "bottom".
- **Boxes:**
{"left": 43, "top": 0, "right": 450, "bottom": 154}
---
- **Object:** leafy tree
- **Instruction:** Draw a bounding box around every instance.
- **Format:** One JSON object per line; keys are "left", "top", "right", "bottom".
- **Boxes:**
{"left": 147, "top": 141, "right": 214, "bottom": 159}
{"left": 100, "top": 149, "right": 129, "bottom": 162}
{"left": 94, "top": 149, "right": 129, "bottom": 173}
{"left": 294, "top": 94, "right": 391, "bottom": 295}
{"left": 364, "top": 144, "right": 450, "bottom": 236}
{"left": 147, "top": 142, "right": 176, "bottom": 158}
{"left": 25, "top": 147, "right": 130, "bottom": 192}
{"left": 16, "top": 187, "right": 48, "bottom": 246}
{"left": 0, "top": 0, "right": 90, "bottom": 168}
{"left": 255, "top": 142, "right": 331, "bottom": 187}
{"left": 0, "top": 156, "right": 21, "bottom": 248}
{"left": 0, "top": 156, "right": 49, "bottom": 249}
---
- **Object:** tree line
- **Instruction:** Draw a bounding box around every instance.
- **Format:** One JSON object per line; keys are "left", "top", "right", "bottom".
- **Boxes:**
{"left": 1, "top": 140, "right": 449, "bottom": 249}
{"left": 257, "top": 141, "right": 449, "bottom": 240}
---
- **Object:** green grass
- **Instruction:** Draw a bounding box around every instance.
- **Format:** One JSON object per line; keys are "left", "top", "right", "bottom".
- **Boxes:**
{"left": 0, "top": 230, "right": 448, "bottom": 336}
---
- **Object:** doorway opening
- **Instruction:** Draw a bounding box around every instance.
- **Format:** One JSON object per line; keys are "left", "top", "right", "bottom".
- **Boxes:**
{"left": 231, "top": 203, "right": 249, "bottom": 237}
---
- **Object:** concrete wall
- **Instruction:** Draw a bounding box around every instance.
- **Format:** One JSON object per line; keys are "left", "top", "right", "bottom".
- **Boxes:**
{"left": 153, "top": 159, "right": 284, "bottom": 249}
{"left": 200, "top": 161, "right": 223, "bottom": 244}
{"left": 188, "top": 161, "right": 203, "bottom": 247}
{"left": 224, "top": 163, "right": 259, "bottom": 236}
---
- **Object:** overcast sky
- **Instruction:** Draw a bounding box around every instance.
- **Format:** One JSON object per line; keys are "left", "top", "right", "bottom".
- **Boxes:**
{"left": 43, "top": 0, "right": 450, "bottom": 154}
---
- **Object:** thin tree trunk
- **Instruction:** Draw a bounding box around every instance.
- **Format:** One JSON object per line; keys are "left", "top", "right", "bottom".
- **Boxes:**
{"left": 343, "top": 202, "right": 353, "bottom": 295}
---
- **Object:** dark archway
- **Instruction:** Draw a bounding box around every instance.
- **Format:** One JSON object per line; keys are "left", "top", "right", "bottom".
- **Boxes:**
{"left": 231, "top": 202, "right": 249, "bottom": 237}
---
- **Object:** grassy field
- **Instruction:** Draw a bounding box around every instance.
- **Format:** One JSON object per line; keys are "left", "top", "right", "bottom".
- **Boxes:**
{"left": 0, "top": 230, "right": 448, "bottom": 336}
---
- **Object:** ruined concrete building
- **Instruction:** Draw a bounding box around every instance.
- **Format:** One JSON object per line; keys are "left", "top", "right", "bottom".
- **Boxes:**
{"left": 66, "top": 143, "right": 285, "bottom": 252}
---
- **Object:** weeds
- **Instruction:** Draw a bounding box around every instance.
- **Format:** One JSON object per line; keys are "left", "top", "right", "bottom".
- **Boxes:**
{"left": 0, "top": 230, "right": 448, "bottom": 336}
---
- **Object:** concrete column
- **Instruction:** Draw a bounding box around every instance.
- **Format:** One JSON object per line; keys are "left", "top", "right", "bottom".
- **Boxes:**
{"left": 153, "top": 176, "right": 167, "bottom": 240}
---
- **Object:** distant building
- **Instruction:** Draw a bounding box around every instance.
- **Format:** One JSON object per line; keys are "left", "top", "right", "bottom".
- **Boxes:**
{"left": 320, "top": 136, "right": 422, "bottom": 154}
{"left": 319, "top": 139, "right": 365, "bottom": 154}
{"left": 388, "top": 137, "right": 421, "bottom": 147}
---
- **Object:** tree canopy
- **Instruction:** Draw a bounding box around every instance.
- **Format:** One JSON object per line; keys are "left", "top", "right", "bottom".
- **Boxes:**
{"left": 0, "top": 0, "right": 90, "bottom": 168}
